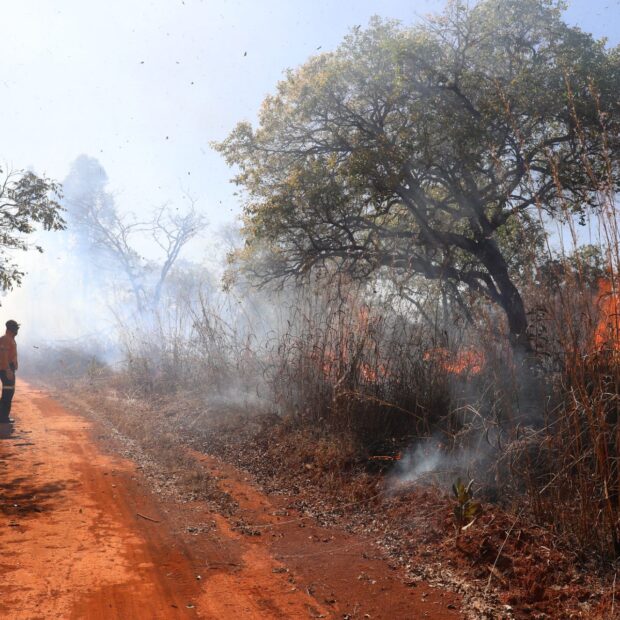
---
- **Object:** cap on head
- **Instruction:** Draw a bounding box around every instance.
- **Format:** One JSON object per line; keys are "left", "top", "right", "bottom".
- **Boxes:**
{"left": 5, "top": 320, "right": 19, "bottom": 334}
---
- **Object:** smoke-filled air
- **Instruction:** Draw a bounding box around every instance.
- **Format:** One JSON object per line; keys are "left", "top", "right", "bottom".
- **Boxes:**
{"left": 1, "top": 1, "right": 620, "bottom": 618}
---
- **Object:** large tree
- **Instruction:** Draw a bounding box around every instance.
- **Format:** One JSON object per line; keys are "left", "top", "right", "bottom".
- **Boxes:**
{"left": 0, "top": 166, "right": 65, "bottom": 292}
{"left": 216, "top": 0, "right": 620, "bottom": 350}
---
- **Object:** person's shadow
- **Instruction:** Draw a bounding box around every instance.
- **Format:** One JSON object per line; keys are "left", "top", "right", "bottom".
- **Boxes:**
{"left": 0, "top": 422, "right": 14, "bottom": 439}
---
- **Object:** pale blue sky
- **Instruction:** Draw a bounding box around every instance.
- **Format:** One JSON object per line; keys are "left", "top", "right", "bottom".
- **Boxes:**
{"left": 0, "top": 0, "right": 617, "bottom": 341}
{"left": 0, "top": 0, "right": 618, "bottom": 236}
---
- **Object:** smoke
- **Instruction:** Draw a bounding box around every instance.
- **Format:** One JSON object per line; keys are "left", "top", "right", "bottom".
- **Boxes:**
{"left": 0, "top": 156, "right": 551, "bottom": 480}
{"left": 394, "top": 441, "right": 447, "bottom": 483}
{"left": 0, "top": 155, "right": 222, "bottom": 372}
{"left": 0, "top": 230, "right": 117, "bottom": 349}
{"left": 390, "top": 438, "right": 492, "bottom": 490}
{"left": 389, "top": 354, "right": 548, "bottom": 493}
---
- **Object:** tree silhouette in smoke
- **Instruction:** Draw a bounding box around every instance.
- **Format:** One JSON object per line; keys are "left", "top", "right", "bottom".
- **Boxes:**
{"left": 63, "top": 155, "right": 207, "bottom": 316}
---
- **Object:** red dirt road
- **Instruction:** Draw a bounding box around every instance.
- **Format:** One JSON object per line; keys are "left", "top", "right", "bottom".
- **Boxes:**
{"left": 0, "top": 383, "right": 463, "bottom": 619}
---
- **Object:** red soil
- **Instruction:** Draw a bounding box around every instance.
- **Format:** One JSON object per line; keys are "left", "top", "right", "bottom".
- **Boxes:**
{"left": 0, "top": 383, "right": 462, "bottom": 619}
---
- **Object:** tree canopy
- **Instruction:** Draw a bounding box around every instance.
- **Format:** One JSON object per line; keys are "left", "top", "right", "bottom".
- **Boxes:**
{"left": 0, "top": 166, "right": 65, "bottom": 292}
{"left": 216, "top": 0, "right": 620, "bottom": 349}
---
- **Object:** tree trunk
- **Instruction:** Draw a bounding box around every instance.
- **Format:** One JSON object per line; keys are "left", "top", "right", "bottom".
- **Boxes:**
{"left": 477, "top": 239, "right": 532, "bottom": 353}
{"left": 498, "top": 278, "right": 531, "bottom": 353}
{"left": 476, "top": 237, "right": 545, "bottom": 426}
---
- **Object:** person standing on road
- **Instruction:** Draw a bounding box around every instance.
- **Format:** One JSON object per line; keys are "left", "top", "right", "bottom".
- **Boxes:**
{"left": 0, "top": 320, "right": 19, "bottom": 424}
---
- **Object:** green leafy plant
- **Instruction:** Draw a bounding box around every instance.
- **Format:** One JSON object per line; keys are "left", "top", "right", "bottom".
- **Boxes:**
{"left": 453, "top": 478, "right": 482, "bottom": 533}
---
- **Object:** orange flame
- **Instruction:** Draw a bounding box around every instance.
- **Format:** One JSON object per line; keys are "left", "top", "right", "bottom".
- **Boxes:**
{"left": 314, "top": 305, "right": 390, "bottom": 383}
{"left": 595, "top": 278, "right": 620, "bottom": 352}
{"left": 423, "top": 347, "right": 484, "bottom": 376}
{"left": 369, "top": 452, "right": 402, "bottom": 461}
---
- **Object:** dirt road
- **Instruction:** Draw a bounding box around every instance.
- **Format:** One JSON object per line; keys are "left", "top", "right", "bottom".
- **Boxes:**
{"left": 0, "top": 383, "right": 462, "bottom": 619}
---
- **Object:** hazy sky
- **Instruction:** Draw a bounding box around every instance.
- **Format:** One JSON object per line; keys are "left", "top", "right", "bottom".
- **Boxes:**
{"left": 1, "top": 0, "right": 619, "bottom": 233}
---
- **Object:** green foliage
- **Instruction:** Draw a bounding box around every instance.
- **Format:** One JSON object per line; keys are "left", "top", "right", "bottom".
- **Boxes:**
{"left": 452, "top": 478, "right": 482, "bottom": 530}
{"left": 0, "top": 167, "right": 65, "bottom": 291}
{"left": 216, "top": 0, "right": 620, "bottom": 346}
{"left": 537, "top": 244, "right": 608, "bottom": 289}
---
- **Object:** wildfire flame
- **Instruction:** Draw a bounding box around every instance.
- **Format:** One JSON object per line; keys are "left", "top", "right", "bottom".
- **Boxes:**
{"left": 314, "top": 303, "right": 485, "bottom": 383}
{"left": 595, "top": 277, "right": 620, "bottom": 352}
{"left": 423, "top": 347, "right": 484, "bottom": 376}
{"left": 316, "top": 305, "right": 390, "bottom": 383}
{"left": 369, "top": 453, "right": 402, "bottom": 461}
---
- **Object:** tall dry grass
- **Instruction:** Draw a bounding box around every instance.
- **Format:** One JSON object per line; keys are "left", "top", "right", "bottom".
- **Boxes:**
{"left": 504, "top": 80, "right": 620, "bottom": 561}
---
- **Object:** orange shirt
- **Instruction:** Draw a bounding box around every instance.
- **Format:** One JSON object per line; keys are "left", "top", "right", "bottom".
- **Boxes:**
{"left": 0, "top": 332, "right": 18, "bottom": 372}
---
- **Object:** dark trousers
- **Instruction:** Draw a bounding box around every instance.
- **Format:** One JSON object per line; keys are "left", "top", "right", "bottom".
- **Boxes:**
{"left": 0, "top": 370, "right": 15, "bottom": 422}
